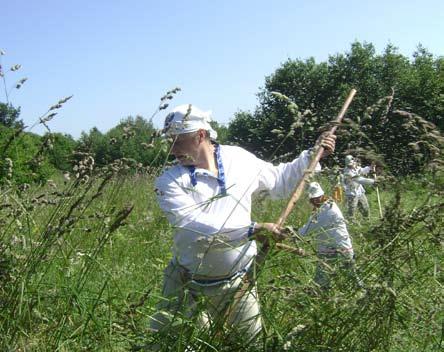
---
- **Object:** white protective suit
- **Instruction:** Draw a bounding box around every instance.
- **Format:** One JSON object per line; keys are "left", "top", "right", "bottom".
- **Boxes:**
{"left": 342, "top": 165, "right": 375, "bottom": 219}
{"left": 343, "top": 165, "right": 375, "bottom": 197}
{"left": 299, "top": 199, "right": 362, "bottom": 289}
{"left": 155, "top": 144, "right": 318, "bottom": 278}
{"left": 299, "top": 200, "right": 354, "bottom": 256}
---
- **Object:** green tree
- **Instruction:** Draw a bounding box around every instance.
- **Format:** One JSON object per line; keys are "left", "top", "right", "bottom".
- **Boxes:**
{"left": 227, "top": 41, "right": 444, "bottom": 174}
{"left": 44, "top": 132, "right": 77, "bottom": 171}
{"left": 0, "top": 126, "right": 55, "bottom": 184}
{"left": 210, "top": 120, "right": 229, "bottom": 144}
{"left": 78, "top": 127, "right": 109, "bottom": 166}
{"left": 402, "top": 45, "right": 444, "bottom": 130}
{"left": 77, "top": 115, "right": 166, "bottom": 167}
{"left": 0, "top": 102, "right": 23, "bottom": 129}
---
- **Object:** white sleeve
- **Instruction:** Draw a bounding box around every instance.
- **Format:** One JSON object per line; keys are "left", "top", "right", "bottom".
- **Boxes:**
{"left": 255, "top": 150, "right": 321, "bottom": 199}
{"left": 299, "top": 215, "right": 318, "bottom": 236}
{"left": 359, "top": 166, "right": 372, "bottom": 175}
{"left": 354, "top": 176, "right": 375, "bottom": 186}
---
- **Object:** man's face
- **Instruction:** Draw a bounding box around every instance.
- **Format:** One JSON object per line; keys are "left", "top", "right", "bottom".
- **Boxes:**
{"left": 170, "top": 132, "right": 201, "bottom": 165}
{"left": 348, "top": 160, "right": 356, "bottom": 168}
{"left": 310, "top": 196, "right": 323, "bottom": 208}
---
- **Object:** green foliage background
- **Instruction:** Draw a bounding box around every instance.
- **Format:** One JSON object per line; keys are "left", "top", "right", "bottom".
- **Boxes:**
{"left": 227, "top": 42, "right": 444, "bottom": 174}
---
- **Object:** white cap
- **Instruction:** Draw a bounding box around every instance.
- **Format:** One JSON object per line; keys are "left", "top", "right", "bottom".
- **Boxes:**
{"left": 307, "top": 182, "right": 324, "bottom": 198}
{"left": 345, "top": 155, "right": 354, "bottom": 166}
{"left": 162, "top": 104, "right": 218, "bottom": 140}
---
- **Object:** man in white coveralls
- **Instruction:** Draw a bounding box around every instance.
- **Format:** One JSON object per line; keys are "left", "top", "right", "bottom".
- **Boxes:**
{"left": 150, "top": 104, "right": 336, "bottom": 342}
{"left": 342, "top": 155, "right": 376, "bottom": 220}
{"left": 299, "top": 182, "right": 363, "bottom": 290}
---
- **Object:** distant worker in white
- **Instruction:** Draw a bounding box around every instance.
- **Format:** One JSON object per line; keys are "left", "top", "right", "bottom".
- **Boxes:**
{"left": 150, "top": 104, "right": 336, "bottom": 342}
{"left": 342, "top": 155, "right": 375, "bottom": 220}
{"left": 298, "top": 182, "right": 363, "bottom": 290}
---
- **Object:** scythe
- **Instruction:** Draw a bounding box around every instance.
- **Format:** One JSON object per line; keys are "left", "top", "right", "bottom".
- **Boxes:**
{"left": 260, "top": 88, "right": 357, "bottom": 260}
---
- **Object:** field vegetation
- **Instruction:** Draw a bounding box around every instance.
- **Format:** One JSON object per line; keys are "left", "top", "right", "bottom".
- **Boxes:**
{"left": 1, "top": 42, "right": 443, "bottom": 351}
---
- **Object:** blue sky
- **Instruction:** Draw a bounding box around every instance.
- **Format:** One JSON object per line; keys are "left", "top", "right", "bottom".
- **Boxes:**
{"left": 2, "top": 0, "right": 443, "bottom": 138}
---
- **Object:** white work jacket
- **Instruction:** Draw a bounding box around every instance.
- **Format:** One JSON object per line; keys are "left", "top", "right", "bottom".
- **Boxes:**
{"left": 155, "top": 144, "right": 317, "bottom": 278}
{"left": 299, "top": 200, "right": 354, "bottom": 255}
{"left": 343, "top": 166, "right": 375, "bottom": 197}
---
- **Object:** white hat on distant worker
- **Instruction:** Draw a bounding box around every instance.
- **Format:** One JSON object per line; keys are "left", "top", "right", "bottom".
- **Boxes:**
{"left": 344, "top": 155, "right": 354, "bottom": 166}
{"left": 307, "top": 182, "right": 324, "bottom": 199}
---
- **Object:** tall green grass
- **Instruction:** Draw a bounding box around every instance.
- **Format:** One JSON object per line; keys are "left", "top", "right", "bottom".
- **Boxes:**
{"left": 1, "top": 51, "right": 443, "bottom": 351}
{"left": 1, "top": 168, "right": 442, "bottom": 351}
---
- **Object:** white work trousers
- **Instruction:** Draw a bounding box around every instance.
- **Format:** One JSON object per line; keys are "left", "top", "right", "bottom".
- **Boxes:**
{"left": 149, "top": 260, "right": 262, "bottom": 342}
{"left": 346, "top": 194, "right": 370, "bottom": 219}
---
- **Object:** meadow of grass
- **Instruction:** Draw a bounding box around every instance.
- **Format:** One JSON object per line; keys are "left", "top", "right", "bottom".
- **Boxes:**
{"left": 0, "top": 165, "right": 443, "bottom": 351}
{"left": 1, "top": 50, "right": 443, "bottom": 351}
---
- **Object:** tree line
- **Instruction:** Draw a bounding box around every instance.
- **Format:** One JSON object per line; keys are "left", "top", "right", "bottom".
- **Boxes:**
{"left": 227, "top": 42, "right": 444, "bottom": 175}
{"left": 1, "top": 41, "right": 443, "bottom": 184}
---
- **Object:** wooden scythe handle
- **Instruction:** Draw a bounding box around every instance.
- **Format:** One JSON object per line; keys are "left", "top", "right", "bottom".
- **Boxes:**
{"left": 259, "top": 89, "right": 357, "bottom": 259}
{"left": 276, "top": 88, "right": 357, "bottom": 227}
